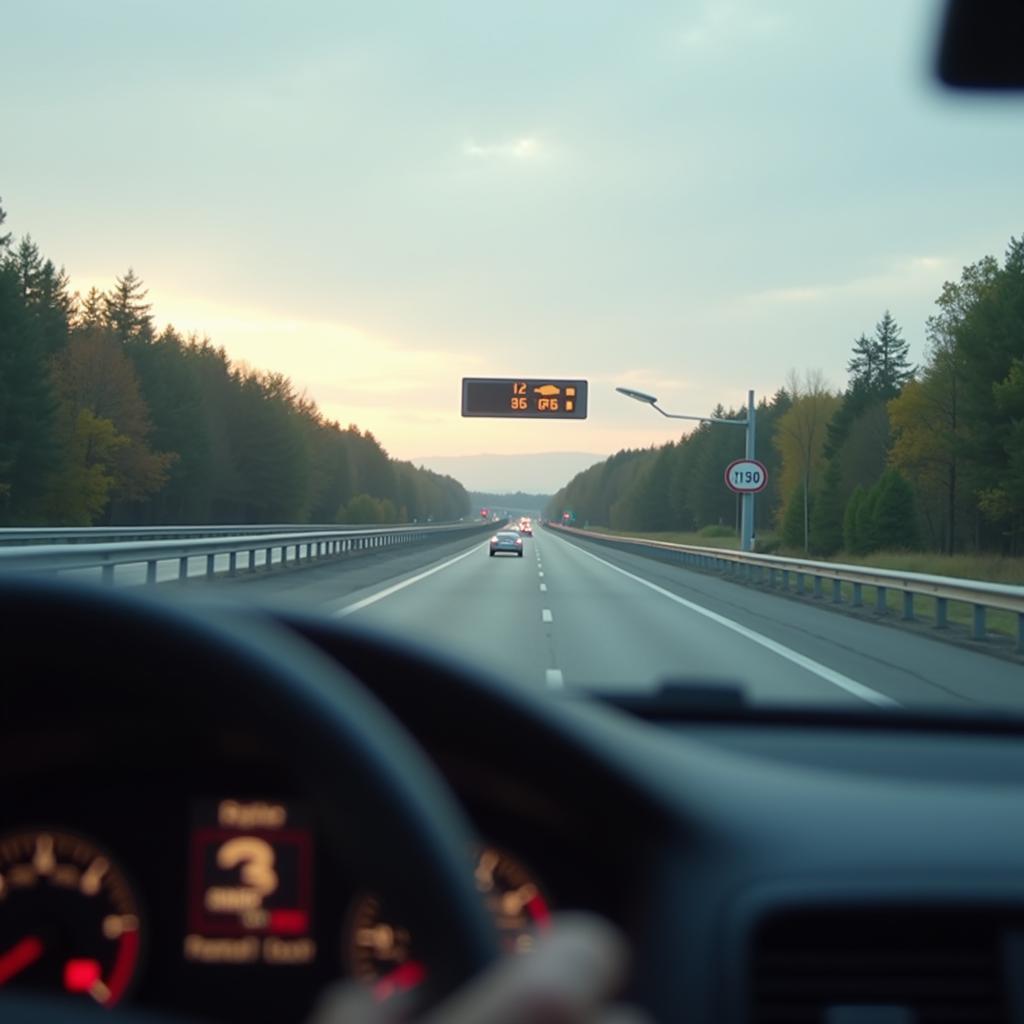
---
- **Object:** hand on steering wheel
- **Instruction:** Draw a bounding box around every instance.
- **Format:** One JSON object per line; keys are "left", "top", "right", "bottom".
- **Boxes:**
{"left": 313, "top": 914, "right": 649, "bottom": 1024}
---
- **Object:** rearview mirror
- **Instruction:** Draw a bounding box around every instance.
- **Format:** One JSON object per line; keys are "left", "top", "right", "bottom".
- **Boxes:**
{"left": 937, "top": 0, "right": 1024, "bottom": 89}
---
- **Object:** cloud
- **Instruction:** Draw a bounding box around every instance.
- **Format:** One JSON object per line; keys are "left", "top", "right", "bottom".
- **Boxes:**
{"left": 743, "top": 255, "right": 954, "bottom": 307}
{"left": 674, "top": 2, "right": 785, "bottom": 51}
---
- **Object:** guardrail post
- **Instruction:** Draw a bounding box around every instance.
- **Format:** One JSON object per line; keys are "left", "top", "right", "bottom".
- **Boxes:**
{"left": 146, "top": 560, "right": 157, "bottom": 584}
{"left": 973, "top": 604, "right": 986, "bottom": 640}
{"left": 813, "top": 575, "right": 823, "bottom": 600}
{"left": 902, "top": 591, "right": 914, "bottom": 621}
{"left": 832, "top": 579, "right": 842, "bottom": 603}
{"left": 281, "top": 545, "right": 288, "bottom": 566}
{"left": 852, "top": 582, "right": 862, "bottom": 607}
{"left": 228, "top": 551, "right": 237, "bottom": 577}
{"left": 795, "top": 572, "right": 805, "bottom": 595}
{"left": 781, "top": 570, "right": 789, "bottom": 591}
{"left": 1018, "top": 613, "right": 1024, "bottom": 655}
{"left": 179, "top": 556, "right": 189, "bottom": 580}
{"left": 248, "top": 549, "right": 256, "bottom": 573}
{"left": 206, "top": 553, "right": 215, "bottom": 578}
{"left": 265, "top": 547, "right": 272, "bottom": 569}
{"left": 875, "top": 586, "right": 887, "bottom": 615}
{"left": 935, "top": 597, "right": 948, "bottom": 629}
{"left": 768, "top": 568, "right": 776, "bottom": 588}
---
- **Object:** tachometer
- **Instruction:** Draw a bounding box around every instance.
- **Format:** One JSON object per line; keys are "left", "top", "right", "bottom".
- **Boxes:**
{"left": 345, "top": 845, "right": 550, "bottom": 993}
{"left": 0, "top": 830, "right": 142, "bottom": 1008}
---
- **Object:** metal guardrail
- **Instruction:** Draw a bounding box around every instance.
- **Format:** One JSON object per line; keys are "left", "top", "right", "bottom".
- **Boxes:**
{"left": 0, "top": 522, "right": 465, "bottom": 546}
{"left": 0, "top": 521, "right": 498, "bottom": 585}
{"left": 551, "top": 524, "right": 1024, "bottom": 654}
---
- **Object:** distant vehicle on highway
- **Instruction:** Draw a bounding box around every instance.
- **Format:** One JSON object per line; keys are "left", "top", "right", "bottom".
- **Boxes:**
{"left": 489, "top": 531, "right": 524, "bottom": 557}
{"left": 519, "top": 518, "right": 533, "bottom": 536}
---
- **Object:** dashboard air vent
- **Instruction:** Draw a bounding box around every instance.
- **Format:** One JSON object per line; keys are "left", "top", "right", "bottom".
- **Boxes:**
{"left": 749, "top": 908, "right": 1008, "bottom": 1024}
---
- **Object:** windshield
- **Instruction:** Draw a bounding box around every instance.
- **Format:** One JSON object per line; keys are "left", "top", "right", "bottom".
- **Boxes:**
{"left": 2, "top": 1, "right": 1022, "bottom": 711}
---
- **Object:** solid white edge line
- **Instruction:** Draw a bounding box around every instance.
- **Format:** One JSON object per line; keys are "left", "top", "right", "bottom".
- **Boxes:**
{"left": 569, "top": 543, "right": 899, "bottom": 708}
{"left": 542, "top": 609, "right": 554, "bottom": 623}
{"left": 334, "top": 540, "right": 486, "bottom": 617}
{"left": 545, "top": 669, "right": 564, "bottom": 688}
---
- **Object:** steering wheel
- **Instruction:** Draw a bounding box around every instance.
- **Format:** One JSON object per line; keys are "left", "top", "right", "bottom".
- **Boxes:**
{"left": 0, "top": 575, "right": 500, "bottom": 1022}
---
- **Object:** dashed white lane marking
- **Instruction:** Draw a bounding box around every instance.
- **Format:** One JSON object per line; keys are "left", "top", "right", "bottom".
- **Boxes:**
{"left": 569, "top": 543, "right": 899, "bottom": 708}
{"left": 538, "top": 571, "right": 544, "bottom": 578}
{"left": 334, "top": 541, "right": 486, "bottom": 616}
{"left": 539, "top": 583, "right": 548, "bottom": 592}
{"left": 545, "top": 669, "right": 564, "bottom": 688}
{"left": 542, "top": 609, "right": 554, "bottom": 623}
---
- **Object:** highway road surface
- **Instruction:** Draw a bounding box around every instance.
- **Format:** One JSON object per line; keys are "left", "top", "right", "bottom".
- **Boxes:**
{"left": 206, "top": 525, "right": 1024, "bottom": 713}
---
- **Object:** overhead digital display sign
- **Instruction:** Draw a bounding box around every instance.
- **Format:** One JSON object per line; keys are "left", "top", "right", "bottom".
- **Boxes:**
{"left": 461, "top": 379, "right": 588, "bottom": 419}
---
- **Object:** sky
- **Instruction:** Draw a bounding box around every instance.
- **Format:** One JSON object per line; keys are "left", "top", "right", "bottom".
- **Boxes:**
{"left": 3, "top": 0, "right": 1023, "bottom": 487}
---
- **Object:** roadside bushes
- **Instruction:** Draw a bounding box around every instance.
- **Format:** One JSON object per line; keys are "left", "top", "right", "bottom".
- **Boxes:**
{"left": 699, "top": 524, "right": 735, "bottom": 538}
{"left": 842, "top": 470, "right": 919, "bottom": 555}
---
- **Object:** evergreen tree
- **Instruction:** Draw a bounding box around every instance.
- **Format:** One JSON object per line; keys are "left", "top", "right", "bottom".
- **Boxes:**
{"left": 0, "top": 198, "right": 11, "bottom": 252}
{"left": 872, "top": 310, "right": 914, "bottom": 397}
{"left": 854, "top": 481, "right": 881, "bottom": 554}
{"left": 872, "top": 469, "right": 920, "bottom": 550}
{"left": 847, "top": 333, "right": 877, "bottom": 392}
{"left": 77, "top": 287, "right": 106, "bottom": 329}
{"left": 843, "top": 486, "right": 866, "bottom": 553}
{"left": 782, "top": 483, "right": 811, "bottom": 549}
{"left": 0, "top": 257, "right": 60, "bottom": 522}
{"left": 104, "top": 268, "right": 154, "bottom": 343}
{"left": 809, "top": 458, "right": 844, "bottom": 555}
{"left": 11, "top": 236, "right": 44, "bottom": 304}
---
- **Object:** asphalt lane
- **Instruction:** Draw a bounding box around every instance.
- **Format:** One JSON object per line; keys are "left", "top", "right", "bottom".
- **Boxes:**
{"left": 332, "top": 533, "right": 559, "bottom": 689}
{"left": 334, "top": 528, "right": 898, "bottom": 705}
{"left": 202, "top": 524, "right": 1024, "bottom": 711}
{"left": 541, "top": 529, "right": 1024, "bottom": 710}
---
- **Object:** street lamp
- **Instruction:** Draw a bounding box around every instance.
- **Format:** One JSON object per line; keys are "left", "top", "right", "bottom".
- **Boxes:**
{"left": 617, "top": 386, "right": 758, "bottom": 552}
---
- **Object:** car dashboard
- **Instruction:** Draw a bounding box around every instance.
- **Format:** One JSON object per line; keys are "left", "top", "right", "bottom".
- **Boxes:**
{"left": 4, "top": 593, "right": 1024, "bottom": 1024}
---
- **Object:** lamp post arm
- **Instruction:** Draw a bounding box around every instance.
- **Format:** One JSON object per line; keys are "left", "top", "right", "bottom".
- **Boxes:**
{"left": 651, "top": 404, "right": 746, "bottom": 427}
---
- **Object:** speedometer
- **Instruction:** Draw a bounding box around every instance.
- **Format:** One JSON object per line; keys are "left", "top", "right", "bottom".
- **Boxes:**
{"left": 0, "top": 830, "right": 142, "bottom": 1007}
{"left": 344, "top": 844, "right": 550, "bottom": 993}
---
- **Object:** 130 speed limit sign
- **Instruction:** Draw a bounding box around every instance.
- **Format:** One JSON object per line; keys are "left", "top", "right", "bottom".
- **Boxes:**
{"left": 724, "top": 458, "right": 768, "bottom": 494}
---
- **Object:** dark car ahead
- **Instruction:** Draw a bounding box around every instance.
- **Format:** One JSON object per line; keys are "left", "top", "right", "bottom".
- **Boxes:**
{"left": 489, "top": 531, "right": 523, "bottom": 557}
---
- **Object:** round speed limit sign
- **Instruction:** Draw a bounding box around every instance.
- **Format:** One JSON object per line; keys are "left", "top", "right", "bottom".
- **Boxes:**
{"left": 724, "top": 458, "right": 768, "bottom": 494}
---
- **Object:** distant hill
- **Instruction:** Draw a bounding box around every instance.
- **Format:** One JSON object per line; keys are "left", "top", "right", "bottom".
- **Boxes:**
{"left": 412, "top": 451, "right": 607, "bottom": 494}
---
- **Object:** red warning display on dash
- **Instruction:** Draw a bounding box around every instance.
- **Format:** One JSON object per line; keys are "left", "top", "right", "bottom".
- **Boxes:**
{"left": 184, "top": 799, "right": 316, "bottom": 966}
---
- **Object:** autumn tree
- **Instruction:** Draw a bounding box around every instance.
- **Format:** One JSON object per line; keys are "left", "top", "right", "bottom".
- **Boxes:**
{"left": 774, "top": 370, "right": 840, "bottom": 552}
{"left": 50, "top": 329, "right": 175, "bottom": 519}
